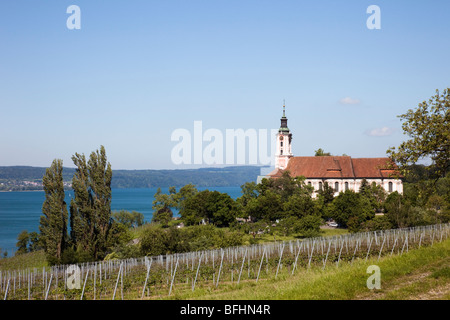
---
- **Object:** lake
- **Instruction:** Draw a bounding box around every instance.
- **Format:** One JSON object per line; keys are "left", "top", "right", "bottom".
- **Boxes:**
{"left": 0, "top": 186, "right": 242, "bottom": 255}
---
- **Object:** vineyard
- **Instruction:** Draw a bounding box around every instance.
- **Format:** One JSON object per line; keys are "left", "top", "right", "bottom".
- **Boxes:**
{"left": 1, "top": 223, "right": 449, "bottom": 300}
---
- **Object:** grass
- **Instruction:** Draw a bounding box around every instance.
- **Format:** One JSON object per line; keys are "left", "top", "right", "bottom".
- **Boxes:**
{"left": 0, "top": 250, "right": 47, "bottom": 271}
{"left": 165, "top": 237, "right": 450, "bottom": 300}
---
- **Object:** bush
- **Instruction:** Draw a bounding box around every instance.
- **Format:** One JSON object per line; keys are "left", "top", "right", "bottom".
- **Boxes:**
{"left": 298, "top": 215, "right": 322, "bottom": 238}
{"left": 139, "top": 226, "right": 171, "bottom": 256}
{"left": 361, "top": 215, "right": 393, "bottom": 231}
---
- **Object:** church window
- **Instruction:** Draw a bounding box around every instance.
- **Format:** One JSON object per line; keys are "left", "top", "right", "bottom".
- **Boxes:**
{"left": 388, "top": 181, "right": 393, "bottom": 192}
{"left": 319, "top": 182, "right": 323, "bottom": 191}
{"left": 345, "top": 182, "right": 349, "bottom": 191}
{"left": 335, "top": 182, "right": 339, "bottom": 192}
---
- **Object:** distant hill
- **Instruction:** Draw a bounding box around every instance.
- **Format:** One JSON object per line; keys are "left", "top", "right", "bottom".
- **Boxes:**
{"left": 0, "top": 165, "right": 264, "bottom": 190}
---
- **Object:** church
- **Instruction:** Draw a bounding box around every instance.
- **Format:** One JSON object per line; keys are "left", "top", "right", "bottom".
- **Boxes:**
{"left": 262, "top": 104, "right": 403, "bottom": 197}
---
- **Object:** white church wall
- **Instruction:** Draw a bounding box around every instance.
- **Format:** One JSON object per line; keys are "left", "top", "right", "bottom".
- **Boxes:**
{"left": 305, "top": 178, "right": 403, "bottom": 198}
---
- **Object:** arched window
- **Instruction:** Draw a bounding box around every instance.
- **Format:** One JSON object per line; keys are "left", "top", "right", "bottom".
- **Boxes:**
{"left": 388, "top": 181, "right": 393, "bottom": 192}
{"left": 335, "top": 182, "right": 339, "bottom": 192}
{"left": 308, "top": 181, "right": 312, "bottom": 187}
{"left": 280, "top": 149, "right": 283, "bottom": 155}
{"left": 319, "top": 182, "right": 323, "bottom": 191}
{"left": 345, "top": 182, "right": 349, "bottom": 191}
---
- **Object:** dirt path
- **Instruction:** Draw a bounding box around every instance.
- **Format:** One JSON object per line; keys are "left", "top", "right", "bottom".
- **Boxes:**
{"left": 356, "top": 257, "right": 450, "bottom": 300}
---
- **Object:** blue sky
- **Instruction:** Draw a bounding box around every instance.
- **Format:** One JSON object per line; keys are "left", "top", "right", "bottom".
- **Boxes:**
{"left": 0, "top": 0, "right": 449, "bottom": 169}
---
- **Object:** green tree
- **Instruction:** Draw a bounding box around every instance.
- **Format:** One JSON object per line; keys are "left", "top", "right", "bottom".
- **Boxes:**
{"left": 316, "top": 181, "right": 335, "bottom": 219}
{"left": 384, "top": 191, "right": 412, "bottom": 228}
{"left": 314, "top": 148, "right": 332, "bottom": 156}
{"left": 277, "top": 216, "right": 301, "bottom": 236}
{"left": 151, "top": 187, "right": 177, "bottom": 226}
{"left": 329, "top": 190, "right": 374, "bottom": 230}
{"left": 139, "top": 226, "right": 170, "bottom": 256}
{"left": 244, "top": 190, "right": 283, "bottom": 222}
{"left": 283, "top": 193, "right": 318, "bottom": 218}
{"left": 317, "top": 181, "right": 334, "bottom": 204}
{"left": 268, "top": 171, "right": 306, "bottom": 201}
{"left": 181, "top": 190, "right": 237, "bottom": 227}
{"left": 16, "top": 230, "right": 30, "bottom": 255}
{"left": 152, "top": 207, "right": 173, "bottom": 227}
{"left": 174, "top": 184, "right": 198, "bottom": 211}
{"left": 28, "top": 232, "right": 41, "bottom": 252}
{"left": 39, "top": 159, "right": 68, "bottom": 264}
{"left": 387, "top": 88, "right": 450, "bottom": 179}
{"left": 361, "top": 215, "right": 393, "bottom": 232}
{"left": 297, "top": 215, "right": 322, "bottom": 238}
{"left": 236, "top": 182, "right": 259, "bottom": 217}
{"left": 70, "top": 146, "right": 113, "bottom": 260}
{"left": 359, "top": 180, "right": 387, "bottom": 212}
{"left": 112, "top": 210, "right": 145, "bottom": 228}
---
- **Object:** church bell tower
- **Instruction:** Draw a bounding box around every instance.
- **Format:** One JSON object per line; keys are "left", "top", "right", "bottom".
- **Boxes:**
{"left": 275, "top": 102, "right": 293, "bottom": 170}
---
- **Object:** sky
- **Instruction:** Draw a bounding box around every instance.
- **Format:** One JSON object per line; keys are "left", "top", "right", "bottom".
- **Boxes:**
{"left": 0, "top": 0, "right": 449, "bottom": 170}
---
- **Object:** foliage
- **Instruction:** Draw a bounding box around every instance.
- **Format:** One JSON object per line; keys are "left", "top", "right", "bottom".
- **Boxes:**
{"left": 283, "top": 192, "right": 319, "bottom": 218}
{"left": 359, "top": 179, "right": 387, "bottom": 212}
{"left": 139, "top": 225, "right": 244, "bottom": 256}
{"left": 297, "top": 215, "right": 322, "bottom": 237}
{"left": 112, "top": 210, "right": 145, "bottom": 228}
{"left": 69, "top": 146, "right": 113, "bottom": 261}
{"left": 361, "top": 215, "right": 393, "bottom": 231}
{"left": 39, "top": 159, "right": 69, "bottom": 264}
{"left": 328, "top": 190, "right": 374, "bottom": 230}
{"left": 244, "top": 190, "right": 283, "bottom": 222}
{"left": 316, "top": 181, "right": 335, "bottom": 211}
{"left": 15, "top": 231, "right": 41, "bottom": 255}
{"left": 387, "top": 88, "right": 450, "bottom": 179}
{"left": 314, "top": 148, "right": 332, "bottom": 156}
{"left": 181, "top": 190, "right": 238, "bottom": 227}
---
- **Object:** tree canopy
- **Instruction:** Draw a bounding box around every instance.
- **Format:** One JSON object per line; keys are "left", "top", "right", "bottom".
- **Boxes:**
{"left": 387, "top": 88, "right": 450, "bottom": 179}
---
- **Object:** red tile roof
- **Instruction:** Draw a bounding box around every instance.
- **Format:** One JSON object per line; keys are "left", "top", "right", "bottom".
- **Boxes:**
{"left": 269, "top": 156, "right": 401, "bottom": 179}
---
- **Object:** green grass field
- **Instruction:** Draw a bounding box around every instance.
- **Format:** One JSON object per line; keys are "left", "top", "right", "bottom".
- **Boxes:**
{"left": 167, "top": 237, "right": 450, "bottom": 300}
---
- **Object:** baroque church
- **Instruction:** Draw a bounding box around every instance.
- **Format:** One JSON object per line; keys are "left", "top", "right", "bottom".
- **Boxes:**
{"left": 262, "top": 104, "right": 403, "bottom": 197}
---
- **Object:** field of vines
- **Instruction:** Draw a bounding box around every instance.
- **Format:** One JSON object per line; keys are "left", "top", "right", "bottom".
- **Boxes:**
{"left": 1, "top": 223, "right": 449, "bottom": 300}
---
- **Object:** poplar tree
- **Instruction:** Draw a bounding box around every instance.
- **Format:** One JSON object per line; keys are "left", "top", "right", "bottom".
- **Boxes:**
{"left": 40, "top": 159, "right": 68, "bottom": 264}
{"left": 70, "top": 145, "right": 113, "bottom": 260}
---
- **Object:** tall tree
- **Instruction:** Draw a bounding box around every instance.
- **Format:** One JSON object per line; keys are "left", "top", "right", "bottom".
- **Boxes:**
{"left": 70, "top": 146, "right": 113, "bottom": 260}
{"left": 40, "top": 159, "right": 68, "bottom": 264}
{"left": 16, "top": 231, "right": 30, "bottom": 255}
{"left": 387, "top": 88, "right": 450, "bottom": 179}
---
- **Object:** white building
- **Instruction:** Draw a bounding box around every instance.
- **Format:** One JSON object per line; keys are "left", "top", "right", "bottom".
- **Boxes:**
{"left": 267, "top": 104, "right": 403, "bottom": 197}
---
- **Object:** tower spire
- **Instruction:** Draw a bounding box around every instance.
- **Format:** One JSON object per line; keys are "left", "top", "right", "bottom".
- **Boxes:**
{"left": 280, "top": 100, "right": 288, "bottom": 131}
{"left": 275, "top": 99, "right": 293, "bottom": 170}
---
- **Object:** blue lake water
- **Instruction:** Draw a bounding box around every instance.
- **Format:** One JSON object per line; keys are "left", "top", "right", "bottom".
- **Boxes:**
{"left": 0, "top": 187, "right": 242, "bottom": 255}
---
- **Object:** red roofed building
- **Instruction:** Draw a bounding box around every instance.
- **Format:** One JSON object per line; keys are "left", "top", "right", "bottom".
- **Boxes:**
{"left": 264, "top": 104, "right": 403, "bottom": 197}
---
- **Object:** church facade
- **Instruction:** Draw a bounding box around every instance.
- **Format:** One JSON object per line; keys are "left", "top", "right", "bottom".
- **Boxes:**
{"left": 265, "top": 104, "right": 403, "bottom": 197}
